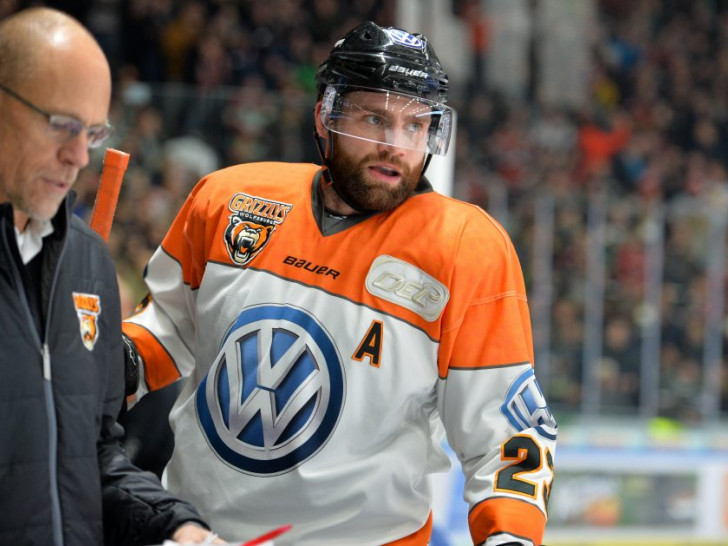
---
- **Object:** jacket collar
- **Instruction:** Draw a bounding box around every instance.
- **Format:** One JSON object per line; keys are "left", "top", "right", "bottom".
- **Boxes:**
{"left": 0, "top": 190, "right": 75, "bottom": 240}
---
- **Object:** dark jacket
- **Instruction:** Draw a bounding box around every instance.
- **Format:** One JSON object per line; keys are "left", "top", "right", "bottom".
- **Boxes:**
{"left": 0, "top": 195, "right": 205, "bottom": 545}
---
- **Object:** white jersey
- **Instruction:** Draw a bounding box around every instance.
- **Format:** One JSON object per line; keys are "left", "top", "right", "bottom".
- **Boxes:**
{"left": 124, "top": 162, "right": 557, "bottom": 545}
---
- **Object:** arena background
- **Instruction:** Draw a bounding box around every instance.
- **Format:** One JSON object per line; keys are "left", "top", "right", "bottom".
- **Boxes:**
{"left": 4, "top": 0, "right": 727, "bottom": 543}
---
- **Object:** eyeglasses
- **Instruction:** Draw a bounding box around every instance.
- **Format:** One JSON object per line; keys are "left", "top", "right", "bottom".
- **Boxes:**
{"left": 0, "top": 82, "right": 113, "bottom": 149}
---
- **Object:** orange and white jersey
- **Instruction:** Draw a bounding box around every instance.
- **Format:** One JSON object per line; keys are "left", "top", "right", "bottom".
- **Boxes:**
{"left": 123, "top": 162, "right": 557, "bottom": 546}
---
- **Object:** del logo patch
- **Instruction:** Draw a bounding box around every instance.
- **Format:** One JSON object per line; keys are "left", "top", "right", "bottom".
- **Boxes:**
{"left": 196, "top": 304, "right": 345, "bottom": 475}
{"left": 72, "top": 292, "right": 101, "bottom": 351}
{"left": 365, "top": 255, "right": 449, "bottom": 321}
{"left": 224, "top": 192, "right": 293, "bottom": 266}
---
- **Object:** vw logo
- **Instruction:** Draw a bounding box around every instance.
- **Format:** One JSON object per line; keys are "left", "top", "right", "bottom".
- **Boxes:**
{"left": 387, "top": 28, "right": 424, "bottom": 50}
{"left": 500, "top": 368, "right": 557, "bottom": 441}
{"left": 196, "top": 304, "right": 345, "bottom": 474}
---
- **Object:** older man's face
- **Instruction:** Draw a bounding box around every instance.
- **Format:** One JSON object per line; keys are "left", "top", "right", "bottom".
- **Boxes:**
{"left": 0, "top": 30, "right": 111, "bottom": 228}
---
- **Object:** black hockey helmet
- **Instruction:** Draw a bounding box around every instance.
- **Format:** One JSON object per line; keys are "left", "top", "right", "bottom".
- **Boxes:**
{"left": 316, "top": 20, "right": 450, "bottom": 105}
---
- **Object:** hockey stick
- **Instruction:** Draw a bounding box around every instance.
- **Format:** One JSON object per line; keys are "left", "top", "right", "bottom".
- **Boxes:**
{"left": 90, "top": 148, "right": 130, "bottom": 241}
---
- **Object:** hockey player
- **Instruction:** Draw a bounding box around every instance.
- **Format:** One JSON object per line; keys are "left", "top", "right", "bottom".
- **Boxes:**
{"left": 123, "top": 21, "right": 557, "bottom": 546}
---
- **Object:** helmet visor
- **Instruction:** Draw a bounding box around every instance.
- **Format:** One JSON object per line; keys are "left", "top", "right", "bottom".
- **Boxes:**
{"left": 320, "top": 85, "right": 452, "bottom": 155}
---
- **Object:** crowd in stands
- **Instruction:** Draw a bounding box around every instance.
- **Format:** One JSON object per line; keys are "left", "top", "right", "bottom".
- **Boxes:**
{"left": 5, "top": 0, "right": 727, "bottom": 422}
{"left": 455, "top": 0, "right": 728, "bottom": 422}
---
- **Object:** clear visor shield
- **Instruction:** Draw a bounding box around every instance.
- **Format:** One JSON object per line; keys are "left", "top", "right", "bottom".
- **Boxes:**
{"left": 320, "top": 85, "right": 453, "bottom": 155}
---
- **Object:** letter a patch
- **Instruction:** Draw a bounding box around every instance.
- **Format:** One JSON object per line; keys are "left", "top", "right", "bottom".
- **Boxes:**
{"left": 72, "top": 292, "right": 101, "bottom": 351}
{"left": 352, "top": 320, "right": 383, "bottom": 368}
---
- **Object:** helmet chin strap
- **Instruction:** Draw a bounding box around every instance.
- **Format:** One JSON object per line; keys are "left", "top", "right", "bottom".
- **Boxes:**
{"left": 313, "top": 129, "right": 432, "bottom": 214}
{"left": 421, "top": 153, "right": 434, "bottom": 176}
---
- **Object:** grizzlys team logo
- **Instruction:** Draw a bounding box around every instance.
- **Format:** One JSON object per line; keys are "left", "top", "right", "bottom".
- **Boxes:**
{"left": 224, "top": 192, "right": 293, "bottom": 266}
{"left": 196, "top": 304, "right": 346, "bottom": 475}
{"left": 72, "top": 292, "right": 101, "bottom": 351}
{"left": 224, "top": 217, "right": 274, "bottom": 266}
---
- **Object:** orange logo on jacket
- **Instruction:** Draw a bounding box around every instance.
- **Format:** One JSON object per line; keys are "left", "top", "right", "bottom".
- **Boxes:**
{"left": 72, "top": 292, "right": 101, "bottom": 351}
{"left": 224, "top": 192, "right": 292, "bottom": 266}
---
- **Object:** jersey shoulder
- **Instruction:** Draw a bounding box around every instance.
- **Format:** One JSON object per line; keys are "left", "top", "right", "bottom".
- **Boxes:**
{"left": 412, "top": 192, "right": 516, "bottom": 255}
{"left": 197, "top": 162, "right": 320, "bottom": 201}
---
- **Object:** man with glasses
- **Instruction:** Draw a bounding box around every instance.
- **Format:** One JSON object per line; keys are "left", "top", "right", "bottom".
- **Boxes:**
{"left": 124, "top": 21, "right": 557, "bottom": 545}
{"left": 0, "top": 82, "right": 114, "bottom": 150}
{"left": 0, "top": 7, "right": 220, "bottom": 545}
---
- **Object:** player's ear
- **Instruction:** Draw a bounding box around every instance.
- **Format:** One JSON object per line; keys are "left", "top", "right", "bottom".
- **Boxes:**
{"left": 314, "top": 101, "right": 328, "bottom": 139}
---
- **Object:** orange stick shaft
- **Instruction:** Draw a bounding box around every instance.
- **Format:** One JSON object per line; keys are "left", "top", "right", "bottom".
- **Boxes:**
{"left": 90, "top": 148, "right": 130, "bottom": 242}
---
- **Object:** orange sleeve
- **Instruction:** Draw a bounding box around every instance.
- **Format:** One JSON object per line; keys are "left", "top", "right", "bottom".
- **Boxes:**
{"left": 439, "top": 211, "right": 534, "bottom": 376}
{"left": 469, "top": 497, "right": 546, "bottom": 545}
{"left": 122, "top": 321, "right": 181, "bottom": 390}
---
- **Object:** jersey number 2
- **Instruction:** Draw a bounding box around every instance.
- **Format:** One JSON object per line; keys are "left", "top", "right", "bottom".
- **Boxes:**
{"left": 495, "top": 434, "right": 554, "bottom": 505}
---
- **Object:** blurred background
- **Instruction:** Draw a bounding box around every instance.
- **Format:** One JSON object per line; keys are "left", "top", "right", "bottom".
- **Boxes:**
{"left": 3, "top": 0, "right": 728, "bottom": 544}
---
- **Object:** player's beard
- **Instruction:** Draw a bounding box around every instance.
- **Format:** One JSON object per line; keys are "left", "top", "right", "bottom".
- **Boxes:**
{"left": 328, "top": 142, "right": 423, "bottom": 212}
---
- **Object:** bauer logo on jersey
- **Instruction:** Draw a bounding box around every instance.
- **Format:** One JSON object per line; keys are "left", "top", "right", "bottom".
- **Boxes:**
{"left": 224, "top": 192, "right": 293, "bottom": 266}
{"left": 196, "top": 304, "right": 346, "bottom": 475}
{"left": 72, "top": 292, "right": 101, "bottom": 351}
{"left": 365, "top": 255, "right": 449, "bottom": 321}
{"left": 501, "top": 368, "right": 557, "bottom": 441}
